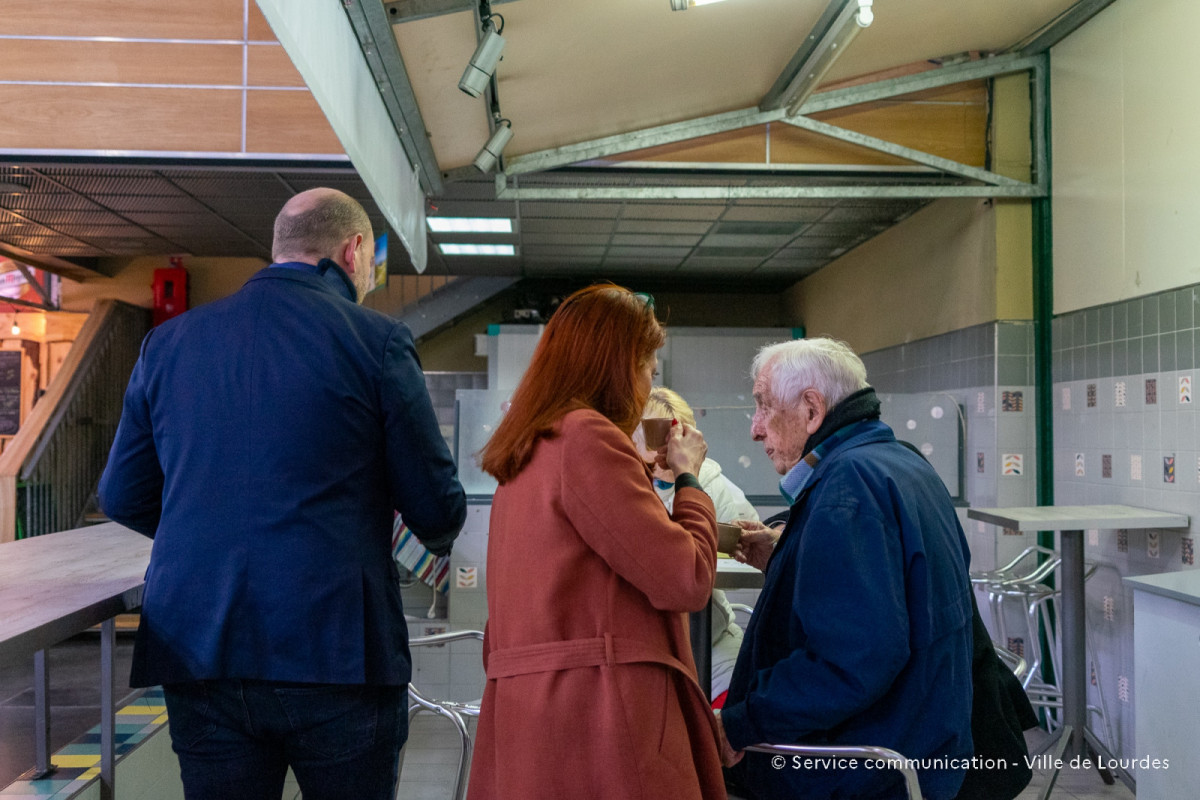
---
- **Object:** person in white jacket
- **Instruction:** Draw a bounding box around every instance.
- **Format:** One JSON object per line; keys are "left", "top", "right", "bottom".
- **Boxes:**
{"left": 636, "top": 386, "right": 759, "bottom": 705}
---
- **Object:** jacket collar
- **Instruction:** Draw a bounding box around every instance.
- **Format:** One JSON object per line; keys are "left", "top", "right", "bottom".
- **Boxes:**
{"left": 251, "top": 259, "right": 357, "bottom": 303}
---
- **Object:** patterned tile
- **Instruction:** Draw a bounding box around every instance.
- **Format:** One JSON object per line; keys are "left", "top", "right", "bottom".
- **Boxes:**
{"left": 0, "top": 688, "right": 168, "bottom": 800}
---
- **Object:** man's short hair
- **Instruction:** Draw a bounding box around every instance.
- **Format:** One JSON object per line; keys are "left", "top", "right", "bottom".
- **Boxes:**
{"left": 272, "top": 190, "right": 372, "bottom": 261}
{"left": 752, "top": 337, "right": 869, "bottom": 409}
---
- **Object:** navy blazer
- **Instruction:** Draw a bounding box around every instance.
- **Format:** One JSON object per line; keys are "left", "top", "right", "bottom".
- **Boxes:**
{"left": 99, "top": 264, "right": 467, "bottom": 688}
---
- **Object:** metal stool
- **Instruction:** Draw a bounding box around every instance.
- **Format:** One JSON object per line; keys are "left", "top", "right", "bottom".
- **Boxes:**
{"left": 396, "top": 630, "right": 484, "bottom": 800}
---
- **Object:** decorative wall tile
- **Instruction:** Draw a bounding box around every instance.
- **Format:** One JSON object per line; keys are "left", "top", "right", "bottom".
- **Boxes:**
{"left": 455, "top": 566, "right": 478, "bottom": 589}
{"left": 1164, "top": 455, "right": 1176, "bottom": 483}
{"left": 1075, "top": 453, "right": 1085, "bottom": 477}
{"left": 976, "top": 452, "right": 985, "bottom": 473}
{"left": 1003, "top": 454, "right": 1023, "bottom": 475}
{"left": 1091, "top": 661, "right": 1098, "bottom": 686}
{"left": 1102, "top": 454, "right": 1113, "bottom": 478}
{"left": 1001, "top": 390, "right": 1024, "bottom": 412}
{"left": 1181, "top": 375, "right": 1193, "bottom": 404}
{"left": 1131, "top": 454, "right": 1143, "bottom": 481}
{"left": 1003, "top": 527, "right": 1023, "bottom": 537}
{"left": 1183, "top": 537, "right": 1195, "bottom": 566}
{"left": 1118, "top": 675, "right": 1130, "bottom": 703}
{"left": 976, "top": 392, "right": 986, "bottom": 413}
{"left": 1087, "top": 383, "right": 1097, "bottom": 408}
{"left": 1103, "top": 595, "right": 1115, "bottom": 621}
{"left": 1115, "top": 381, "right": 1127, "bottom": 407}
{"left": 1007, "top": 637, "right": 1025, "bottom": 658}
{"left": 1146, "top": 378, "right": 1158, "bottom": 405}
{"left": 1089, "top": 529, "right": 1100, "bottom": 547}
{"left": 1148, "top": 531, "right": 1161, "bottom": 559}
{"left": 1118, "top": 529, "right": 1129, "bottom": 553}
{"left": 1062, "top": 387, "right": 1071, "bottom": 410}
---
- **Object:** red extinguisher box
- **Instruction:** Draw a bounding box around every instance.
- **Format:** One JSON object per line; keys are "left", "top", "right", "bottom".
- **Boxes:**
{"left": 152, "top": 261, "right": 189, "bottom": 326}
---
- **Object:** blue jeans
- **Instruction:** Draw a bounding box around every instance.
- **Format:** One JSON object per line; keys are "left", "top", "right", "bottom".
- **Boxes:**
{"left": 162, "top": 680, "right": 406, "bottom": 800}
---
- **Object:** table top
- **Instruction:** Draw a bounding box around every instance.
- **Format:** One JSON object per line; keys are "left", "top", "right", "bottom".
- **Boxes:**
{"left": 966, "top": 505, "right": 1189, "bottom": 532}
{"left": 0, "top": 523, "right": 151, "bottom": 659}
{"left": 1125, "top": 571, "right": 1200, "bottom": 608}
{"left": 715, "top": 557, "right": 764, "bottom": 590}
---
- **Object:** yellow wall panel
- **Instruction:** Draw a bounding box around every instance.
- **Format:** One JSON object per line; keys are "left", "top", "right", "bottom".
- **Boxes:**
{"left": 245, "top": 91, "right": 343, "bottom": 154}
{"left": 612, "top": 128, "right": 767, "bottom": 164}
{"left": 770, "top": 125, "right": 910, "bottom": 166}
{"left": 0, "top": 86, "right": 241, "bottom": 152}
{"left": 0, "top": 0, "right": 244, "bottom": 40}
{"left": 0, "top": 40, "right": 242, "bottom": 85}
{"left": 247, "top": 45, "right": 306, "bottom": 88}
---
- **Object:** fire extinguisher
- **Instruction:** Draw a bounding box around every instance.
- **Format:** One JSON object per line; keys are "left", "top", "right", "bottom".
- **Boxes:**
{"left": 152, "top": 257, "right": 189, "bottom": 326}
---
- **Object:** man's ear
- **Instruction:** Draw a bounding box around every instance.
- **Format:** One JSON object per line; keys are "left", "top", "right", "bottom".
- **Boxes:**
{"left": 801, "top": 388, "right": 827, "bottom": 434}
{"left": 340, "top": 234, "right": 362, "bottom": 273}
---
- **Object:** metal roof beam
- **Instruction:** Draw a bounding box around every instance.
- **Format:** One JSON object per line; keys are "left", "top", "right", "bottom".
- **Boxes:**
{"left": 800, "top": 53, "right": 1040, "bottom": 113}
{"left": 781, "top": 115, "right": 1026, "bottom": 187}
{"left": 494, "top": 181, "right": 1046, "bottom": 202}
{"left": 384, "top": 0, "right": 519, "bottom": 25}
{"left": 759, "top": 0, "right": 858, "bottom": 112}
{"left": 1018, "top": 0, "right": 1118, "bottom": 55}
{"left": 343, "top": 0, "right": 444, "bottom": 196}
{"left": 504, "top": 54, "right": 1039, "bottom": 177}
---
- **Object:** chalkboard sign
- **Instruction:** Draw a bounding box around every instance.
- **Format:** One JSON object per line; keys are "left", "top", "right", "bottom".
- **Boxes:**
{"left": 0, "top": 350, "right": 21, "bottom": 435}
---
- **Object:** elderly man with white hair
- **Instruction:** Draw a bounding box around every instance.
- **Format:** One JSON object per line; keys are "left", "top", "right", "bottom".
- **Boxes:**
{"left": 716, "top": 337, "right": 974, "bottom": 800}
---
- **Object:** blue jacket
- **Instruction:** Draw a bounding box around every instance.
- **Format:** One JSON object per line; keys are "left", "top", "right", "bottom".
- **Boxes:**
{"left": 99, "top": 263, "right": 466, "bottom": 688}
{"left": 722, "top": 419, "right": 973, "bottom": 800}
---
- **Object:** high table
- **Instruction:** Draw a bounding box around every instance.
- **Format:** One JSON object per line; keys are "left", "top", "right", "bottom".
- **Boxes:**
{"left": 966, "top": 505, "right": 1188, "bottom": 769}
{"left": 691, "top": 558, "right": 764, "bottom": 698}
{"left": 0, "top": 523, "right": 151, "bottom": 799}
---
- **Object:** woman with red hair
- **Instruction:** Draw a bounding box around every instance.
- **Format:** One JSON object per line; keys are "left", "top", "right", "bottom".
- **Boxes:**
{"left": 469, "top": 284, "right": 728, "bottom": 800}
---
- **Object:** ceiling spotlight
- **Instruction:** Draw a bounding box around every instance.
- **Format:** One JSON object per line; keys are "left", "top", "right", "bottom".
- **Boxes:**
{"left": 670, "top": 0, "right": 728, "bottom": 9}
{"left": 473, "top": 119, "right": 513, "bottom": 173}
{"left": 459, "top": 21, "right": 506, "bottom": 97}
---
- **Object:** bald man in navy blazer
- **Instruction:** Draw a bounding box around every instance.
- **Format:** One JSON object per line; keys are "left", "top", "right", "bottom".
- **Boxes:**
{"left": 100, "top": 188, "right": 466, "bottom": 800}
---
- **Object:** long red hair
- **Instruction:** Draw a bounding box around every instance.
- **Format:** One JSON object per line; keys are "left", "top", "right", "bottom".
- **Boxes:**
{"left": 479, "top": 284, "right": 664, "bottom": 484}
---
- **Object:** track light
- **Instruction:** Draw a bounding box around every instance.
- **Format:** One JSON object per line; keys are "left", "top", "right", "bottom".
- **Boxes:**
{"left": 458, "top": 21, "right": 506, "bottom": 97}
{"left": 473, "top": 119, "right": 513, "bottom": 173}
{"left": 779, "top": 0, "right": 873, "bottom": 116}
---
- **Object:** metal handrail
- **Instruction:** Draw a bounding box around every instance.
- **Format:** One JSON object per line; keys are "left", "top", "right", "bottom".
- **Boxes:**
{"left": 5, "top": 301, "right": 149, "bottom": 539}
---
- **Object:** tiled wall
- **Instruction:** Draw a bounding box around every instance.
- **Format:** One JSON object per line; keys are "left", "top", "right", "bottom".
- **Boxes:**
{"left": 862, "top": 321, "right": 1038, "bottom": 570}
{"left": 1052, "top": 287, "right": 1200, "bottom": 764}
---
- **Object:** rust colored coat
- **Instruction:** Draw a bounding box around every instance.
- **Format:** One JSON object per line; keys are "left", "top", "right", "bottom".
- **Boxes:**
{"left": 468, "top": 409, "right": 726, "bottom": 800}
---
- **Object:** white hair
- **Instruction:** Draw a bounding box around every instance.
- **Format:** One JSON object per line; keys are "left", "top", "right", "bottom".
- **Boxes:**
{"left": 751, "top": 338, "right": 869, "bottom": 409}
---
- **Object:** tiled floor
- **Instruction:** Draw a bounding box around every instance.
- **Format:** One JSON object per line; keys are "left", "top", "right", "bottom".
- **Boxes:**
{"left": 0, "top": 636, "right": 1138, "bottom": 800}
{"left": 0, "top": 634, "right": 136, "bottom": 789}
{"left": 1015, "top": 730, "right": 1135, "bottom": 800}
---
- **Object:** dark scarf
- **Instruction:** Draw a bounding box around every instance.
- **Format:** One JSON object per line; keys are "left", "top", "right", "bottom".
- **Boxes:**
{"left": 801, "top": 386, "right": 882, "bottom": 458}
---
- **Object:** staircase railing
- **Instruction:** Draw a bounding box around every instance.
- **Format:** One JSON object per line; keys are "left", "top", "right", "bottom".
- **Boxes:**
{"left": 0, "top": 300, "right": 150, "bottom": 542}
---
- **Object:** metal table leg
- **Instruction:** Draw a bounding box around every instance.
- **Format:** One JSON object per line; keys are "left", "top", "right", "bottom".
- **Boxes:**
{"left": 100, "top": 618, "right": 115, "bottom": 800}
{"left": 33, "top": 648, "right": 54, "bottom": 778}
{"left": 1059, "top": 529, "right": 1087, "bottom": 761}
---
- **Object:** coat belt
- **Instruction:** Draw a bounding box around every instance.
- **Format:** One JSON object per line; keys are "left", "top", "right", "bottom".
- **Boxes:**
{"left": 485, "top": 633, "right": 693, "bottom": 680}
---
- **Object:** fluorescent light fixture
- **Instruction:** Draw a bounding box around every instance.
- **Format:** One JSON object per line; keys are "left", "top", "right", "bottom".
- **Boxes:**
{"left": 781, "top": 0, "right": 873, "bottom": 116}
{"left": 439, "top": 243, "right": 516, "bottom": 256}
{"left": 473, "top": 120, "right": 514, "bottom": 173}
{"left": 427, "top": 217, "right": 513, "bottom": 234}
{"left": 459, "top": 23, "right": 506, "bottom": 98}
{"left": 670, "top": 0, "right": 729, "bottom": 9}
